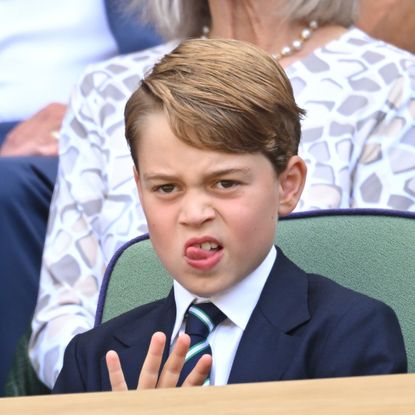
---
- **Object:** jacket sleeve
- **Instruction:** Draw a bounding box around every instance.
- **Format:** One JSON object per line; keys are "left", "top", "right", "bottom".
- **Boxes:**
{"left": 315, "top": 297, "right": 407, "bottom": 377}
{"left": 52, "top": 334, "right": 87, "bottom": 394}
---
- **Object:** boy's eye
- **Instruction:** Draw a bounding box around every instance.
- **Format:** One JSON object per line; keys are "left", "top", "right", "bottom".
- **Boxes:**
{"left": 216, "top": 180, "right": 238, "bottom": 189}
{"left": 156, "top": 184, "right": 176, "bottom": 193}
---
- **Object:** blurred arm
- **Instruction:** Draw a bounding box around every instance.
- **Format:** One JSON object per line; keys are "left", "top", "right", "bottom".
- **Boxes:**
{"left": 358, "top": 0, "right": 415, "bottom": 53}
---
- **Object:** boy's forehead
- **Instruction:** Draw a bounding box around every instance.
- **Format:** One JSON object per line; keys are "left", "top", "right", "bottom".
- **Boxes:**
{"left": 139, "top": 144, "right": 275, "bottom": 183}
{"left": 135, "top": 110, "right": 277, "bottom": 179}
{"left": 137, "top": 110, "right": 253, "bottom": 157}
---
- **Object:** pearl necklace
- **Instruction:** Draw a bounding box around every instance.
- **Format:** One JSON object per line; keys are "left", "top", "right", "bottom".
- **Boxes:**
{"left": 202, "top": 20, "right": 319, "bottom": 61}
{"left": 272, "top": 20, "right": 319, "bottom": 60}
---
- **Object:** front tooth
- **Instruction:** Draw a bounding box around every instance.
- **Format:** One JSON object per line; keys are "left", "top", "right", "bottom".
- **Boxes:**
{"left": 201, "top": 242, "right": 211, "bottom": 250}
{"left": 210, "top": 242, "right": 218, "bottom": 249}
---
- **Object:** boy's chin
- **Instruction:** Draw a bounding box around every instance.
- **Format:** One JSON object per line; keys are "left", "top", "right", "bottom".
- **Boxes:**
{"left": 182, "top": 278, "right": 235, "bottom": 298}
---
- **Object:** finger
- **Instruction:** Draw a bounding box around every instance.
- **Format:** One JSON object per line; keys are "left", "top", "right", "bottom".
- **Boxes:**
{"left": 182, "top": 354, "right": 212, "bottom": 387}
{"left": 38, "top": 141, "right": 59, "bottom": 156}
{"left": 42, "top": 103, "right": 67, "bottom": 122}
{"left": 137, "top": 332, "right": 167, "bottom": 389}
{"left": 157, "top": 333, "right": 190, "bottom": 388}
{"left": 106, "top": 350, "right": 128, "bottom": 392}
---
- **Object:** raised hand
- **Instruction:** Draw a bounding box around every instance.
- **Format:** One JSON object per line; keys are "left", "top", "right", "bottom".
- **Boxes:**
{"left": 106, "top": 331, "right": 212, "bottom": 391}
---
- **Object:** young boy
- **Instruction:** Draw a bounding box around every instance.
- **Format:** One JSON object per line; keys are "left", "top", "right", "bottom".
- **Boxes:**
{"left": 53, "top": 39, "right": 406, "bottom": 393}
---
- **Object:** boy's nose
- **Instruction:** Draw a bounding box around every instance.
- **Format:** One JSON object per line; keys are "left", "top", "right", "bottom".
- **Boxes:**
{"left": 178, "top": 193, "right": 215, "bottom": 227}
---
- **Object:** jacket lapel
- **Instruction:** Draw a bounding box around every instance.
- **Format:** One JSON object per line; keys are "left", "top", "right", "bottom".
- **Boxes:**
{"left": 228, "top": 248, "right": 310, "bottom": 384}
{"left": 100, "top": 290, "right": 176, "bottom": 390}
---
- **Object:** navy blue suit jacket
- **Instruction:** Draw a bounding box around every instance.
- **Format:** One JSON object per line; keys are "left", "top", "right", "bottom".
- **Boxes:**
{"left": 53, "top": 249, "right": 407, "bottom": 393}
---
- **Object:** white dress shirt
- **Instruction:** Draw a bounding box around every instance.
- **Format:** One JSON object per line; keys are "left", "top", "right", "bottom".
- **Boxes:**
{"left": 172, "top": 246, "right": 277, "bottom": 385}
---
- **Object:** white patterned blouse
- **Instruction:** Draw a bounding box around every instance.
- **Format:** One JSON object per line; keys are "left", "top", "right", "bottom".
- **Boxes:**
{"left": 30, "top": 28, "right": 415, "bottom": 388}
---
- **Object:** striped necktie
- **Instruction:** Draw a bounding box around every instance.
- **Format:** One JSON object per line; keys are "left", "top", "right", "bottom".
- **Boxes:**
{"left": 177, "top": 302, "right": 226, "bottom": 386}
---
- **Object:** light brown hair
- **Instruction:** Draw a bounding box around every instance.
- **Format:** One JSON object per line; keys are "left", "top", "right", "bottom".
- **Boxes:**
{"left": 125, "top": 38, "right": 305, "bottom": 175}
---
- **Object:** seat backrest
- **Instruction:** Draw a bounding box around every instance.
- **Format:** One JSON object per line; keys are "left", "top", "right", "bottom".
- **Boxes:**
{"left": 96, "top": 208, "right": 415, "bottom": 372}
{"left": 4, "top": 328, "right": 51, "bottom": 396}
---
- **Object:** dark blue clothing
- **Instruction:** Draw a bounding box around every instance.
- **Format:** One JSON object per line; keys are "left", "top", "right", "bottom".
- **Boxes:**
{"left": 0, "top": 2, "right": 161, "bottom": 395}
{"left": 0, "top": 155, "right": 58, "bottom": 394}
{"left": 53, "top": 249, "right": 407, "bottom": 393}
{"left": 0, "top": 122, "right": 18, "bottom": 146}
{"left": 104, "top": 0, "right": 163, "bottom": 54}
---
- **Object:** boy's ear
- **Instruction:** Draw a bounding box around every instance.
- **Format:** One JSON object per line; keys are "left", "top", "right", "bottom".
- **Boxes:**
{"left": 278, "top": 156, "right": 307, "bottom": 217}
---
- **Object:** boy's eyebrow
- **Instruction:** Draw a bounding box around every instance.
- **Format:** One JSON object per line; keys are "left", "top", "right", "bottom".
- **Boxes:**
{"left": 204, "top": 167, "right": 252, "bottom": 178}
{"left": 143, "top": 167, "right": 252, "bottom": 182}
{"left": 142, "top": 173, "right": 178, "bottom": 183}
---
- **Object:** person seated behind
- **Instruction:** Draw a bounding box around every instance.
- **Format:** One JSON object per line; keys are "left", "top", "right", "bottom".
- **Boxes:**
{"left": 53, "top": 39, "right": 406, "bottom": 393}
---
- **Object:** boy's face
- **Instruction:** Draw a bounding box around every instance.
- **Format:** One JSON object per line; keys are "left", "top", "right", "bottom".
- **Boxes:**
{"left": 134, "top": 111, "right": 305, "bottom": 297}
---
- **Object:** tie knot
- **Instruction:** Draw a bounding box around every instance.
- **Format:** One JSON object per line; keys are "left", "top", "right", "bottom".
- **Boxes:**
{"left": 185, "top": 302, "right": 226, "bottom": 338}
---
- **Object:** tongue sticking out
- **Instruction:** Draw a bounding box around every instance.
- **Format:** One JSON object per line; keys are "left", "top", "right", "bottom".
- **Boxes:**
{"left": 186, "top": 246, "right": 218, "bottom": 260}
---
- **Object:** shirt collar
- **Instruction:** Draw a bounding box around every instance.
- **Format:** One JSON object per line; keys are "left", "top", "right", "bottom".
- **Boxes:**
{"left": 172, "top": 246, "right": 277, "bottom": 340}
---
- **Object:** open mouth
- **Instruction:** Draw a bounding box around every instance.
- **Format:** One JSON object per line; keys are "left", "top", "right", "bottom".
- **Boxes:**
{"left": 197, "top": 241, "right": 220, "bottom": 251}
{"left": 184, "top": 239, "right": 224, "bottom": 270}
{"left": 185, "top": 241, "right": 222, "bottom": 259}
